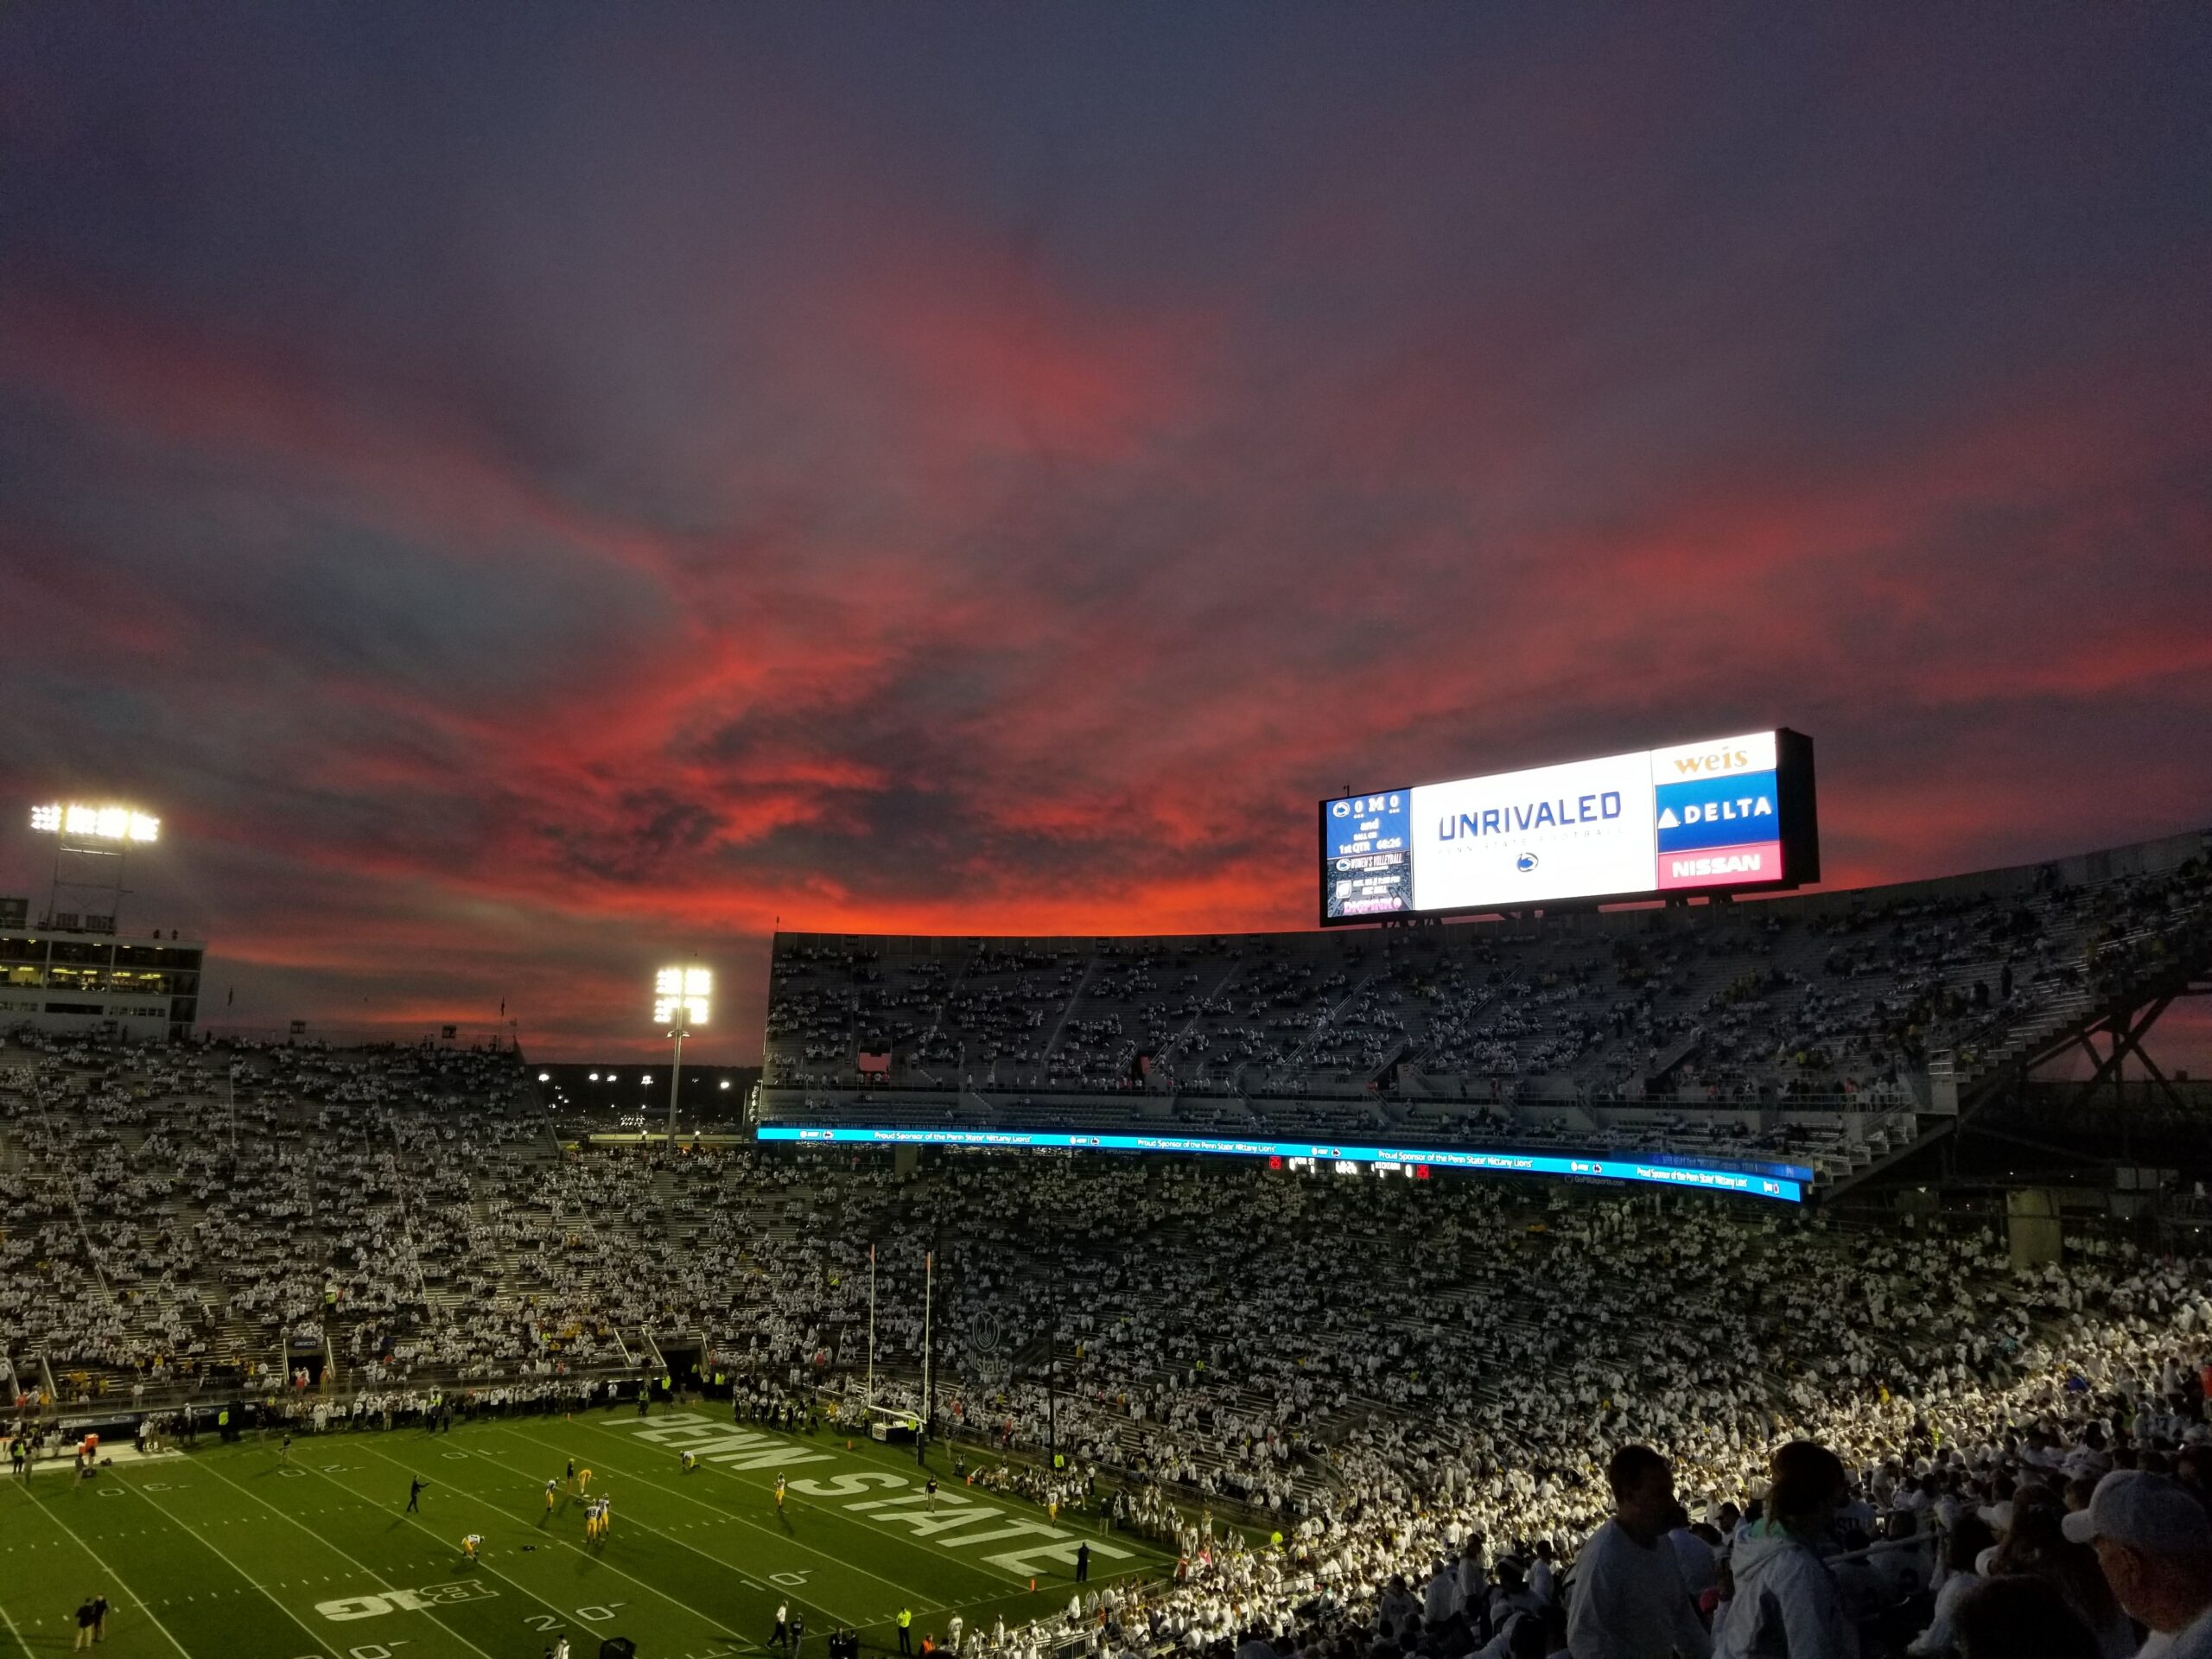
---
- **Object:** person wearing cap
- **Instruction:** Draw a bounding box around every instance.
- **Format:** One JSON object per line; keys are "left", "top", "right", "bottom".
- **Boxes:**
{"left": 2063, "top": 1469, "right": 2212, "bottom": 1656}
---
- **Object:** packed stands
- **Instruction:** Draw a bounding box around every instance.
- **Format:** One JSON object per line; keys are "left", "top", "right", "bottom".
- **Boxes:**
{"left": 5, "top": 828, "right": 2212, "bottom": 1659}
{"left": 761, "top": 830, "right": 2212, "bottom": 1192}
{"left": 7, "top": 1026, "right": 2212, "bottom": 1656}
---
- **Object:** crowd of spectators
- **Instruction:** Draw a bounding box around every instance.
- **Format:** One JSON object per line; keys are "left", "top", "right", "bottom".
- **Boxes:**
{"left": 4, "top": 828, "right": 2211, "bottom": 1658}
{"left": 9, "top": 1022, "right": 2212, "bottom": 1657}
{"left": 763, "top": 836, "right": 2209, "bottom": 1123}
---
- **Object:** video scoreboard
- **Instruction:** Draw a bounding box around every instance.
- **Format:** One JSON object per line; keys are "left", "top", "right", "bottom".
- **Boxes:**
{"left": 1323, "top": 728, "right": 1818, "bottom": 923}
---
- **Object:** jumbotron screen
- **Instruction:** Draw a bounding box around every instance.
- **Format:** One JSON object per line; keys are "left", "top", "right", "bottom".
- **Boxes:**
{"left": 1322, "top": 728, "right": 1818, "bottom": 924}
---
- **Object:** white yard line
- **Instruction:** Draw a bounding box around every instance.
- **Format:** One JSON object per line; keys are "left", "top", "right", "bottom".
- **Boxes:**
{"left": 3, "top": 1480, "right": 194, "bottom": 1656}
{"left": 345, "top": 1434, "right": 772, "bottom": 1644}
{"left": 176, "top": 1455, "right": 502, "bottom": 1659}
{"left": 0, "top": 1598, "right": 36, "bottom": 1659}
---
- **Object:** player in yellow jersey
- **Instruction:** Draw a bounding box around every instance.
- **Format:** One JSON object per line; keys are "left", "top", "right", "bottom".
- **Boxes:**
{"left": 578, "top": 1466, "right": 593, "bottom": 1494}
{"left": 461, "top": 1533, "right": 481, "bottom": 1563}
{"left": 775, "top": 1474, "right": 787, "bottom": 1511}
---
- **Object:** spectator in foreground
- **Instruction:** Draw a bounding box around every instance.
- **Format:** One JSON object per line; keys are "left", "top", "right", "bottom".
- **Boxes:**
{"left": 1952, "top": 1575, "right": 2100, "bottom": 1659}
{"left": 1566, "top": 1444, "right": 1712, "bottom": 1659}
{"left": 2063, "top": 1469, "right": 2212, "bottom": 1656}
{"left": 1713, "top": 1441, "right": 1852, "bottom": 1659}
{"left": 1984, "top": 1488, "right": 2131, "bottom": 1658}
{"left": 1907, "top": 1513, "right": 1996, "bottom": 1656}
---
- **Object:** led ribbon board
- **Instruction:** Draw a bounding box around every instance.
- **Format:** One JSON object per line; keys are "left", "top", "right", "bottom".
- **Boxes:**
{"left": 1321, "top": 728, "right": 1818, "bottom": 923}
{"left": 757, "top": 1124, "right": 1808, "bottom": 1203}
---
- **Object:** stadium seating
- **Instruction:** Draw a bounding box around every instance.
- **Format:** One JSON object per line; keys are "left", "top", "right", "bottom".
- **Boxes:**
{"left": 3, "top": 1036, "right": 2211, "bottom": 1659}
{"left": 6, "top": 829, "right": 2212, "bottom": 1659}
{"left": 760, "top": 830, "right": 2212, "bottom": 1192}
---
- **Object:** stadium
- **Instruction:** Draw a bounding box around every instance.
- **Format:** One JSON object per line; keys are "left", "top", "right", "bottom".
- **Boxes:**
{"left": 5, "top": 742, "right": 2212, "bottom": 1659}
{"left": 8, "top": 9, "right": 2212, "bottom": 1659}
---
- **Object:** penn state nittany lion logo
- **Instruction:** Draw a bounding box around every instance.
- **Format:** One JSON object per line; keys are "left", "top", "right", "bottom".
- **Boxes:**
{"left": 968, "top": 1315, "right": 1011, "bottom": 1388}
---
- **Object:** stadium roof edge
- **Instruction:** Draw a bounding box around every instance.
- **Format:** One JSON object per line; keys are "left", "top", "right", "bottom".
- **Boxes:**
{"left": 770, "top": 823, "right": 2211, "bottom": 950}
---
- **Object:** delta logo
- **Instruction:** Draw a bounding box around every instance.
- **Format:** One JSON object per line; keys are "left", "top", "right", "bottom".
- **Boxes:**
{"left": 1653, "top": 768, "right": 1780, "bottom": 854}
{"left": 1654, "top": 793, "right": 1774, "bottom": 831}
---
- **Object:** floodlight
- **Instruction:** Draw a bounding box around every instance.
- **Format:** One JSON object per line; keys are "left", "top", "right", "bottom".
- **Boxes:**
{"left": 652, "top": 963, "right": 712, "bottom": 1143}
{"left": 29, "top": 801, "right": 160, "bottom": 842}
{"left": 537, "top": 1072, "right": 550, "bottom": 1083}
{"left": 641, "top": 1075, "right": 652, "bottom": 1085}
{"left": 720, "top": 1080, "right": 731, "bottom": 1090}
{"left": 589, "top": 1072, "right": 601, "bottom": 1082}
{"left": 653, "top": 964, "right": 711, "bottom": 1028}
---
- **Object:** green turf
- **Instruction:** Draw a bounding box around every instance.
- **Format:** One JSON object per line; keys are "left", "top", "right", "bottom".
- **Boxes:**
{"left": 0, "top": 1408, "right": 1174, "bottom": 1659}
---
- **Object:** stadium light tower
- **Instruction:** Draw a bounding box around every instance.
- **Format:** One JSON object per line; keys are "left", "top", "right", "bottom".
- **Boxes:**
{"left": 653, "top": 964, "right": 710, "bottom": 1146}
{"left": 29, "top": 799, "right": 160, "bottom": 933}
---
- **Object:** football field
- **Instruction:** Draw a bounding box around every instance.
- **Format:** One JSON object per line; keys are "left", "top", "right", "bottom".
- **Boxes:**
{"left": 0, "top": 1406, "right": 1173, "bottom": 1659}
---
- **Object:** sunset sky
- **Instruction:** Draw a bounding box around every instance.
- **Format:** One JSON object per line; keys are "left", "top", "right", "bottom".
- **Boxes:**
{"left": 2, "top": 7, "right": 2207, "bottom": 1061}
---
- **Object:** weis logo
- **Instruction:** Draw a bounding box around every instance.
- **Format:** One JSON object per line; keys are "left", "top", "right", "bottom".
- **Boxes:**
{"left": 1669, "top": 746, "right": 1752, "bottom": 777}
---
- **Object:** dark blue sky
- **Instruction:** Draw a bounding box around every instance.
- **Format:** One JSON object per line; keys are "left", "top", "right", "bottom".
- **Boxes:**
{"left": 2, "top": 6, "right": 2207, "bottom": 1057}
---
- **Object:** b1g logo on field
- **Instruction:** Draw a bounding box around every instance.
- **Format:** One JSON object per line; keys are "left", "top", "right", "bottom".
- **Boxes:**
{"left": 317, "top": 1581, "right": 497, "bottom": 1622}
